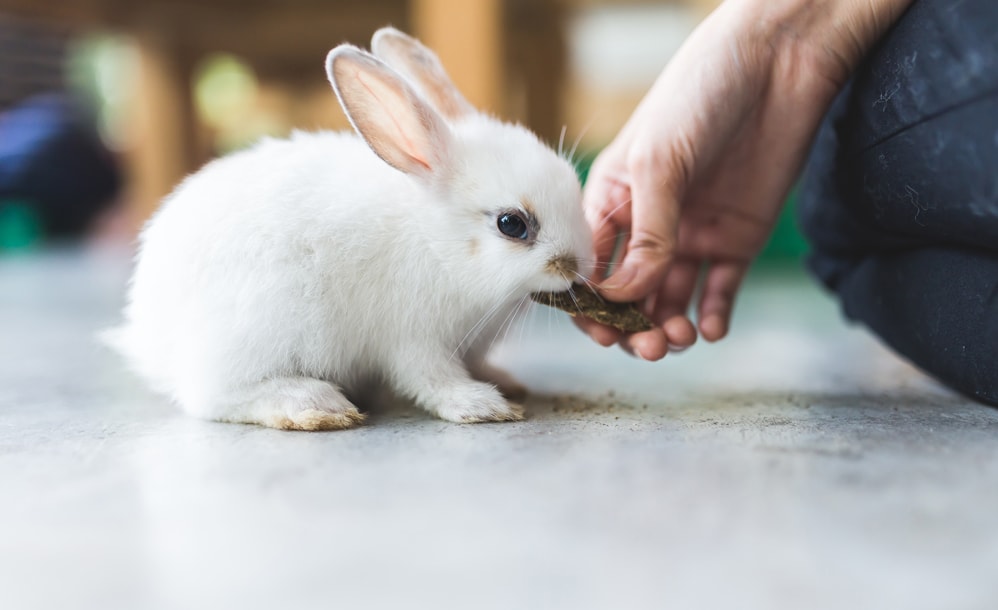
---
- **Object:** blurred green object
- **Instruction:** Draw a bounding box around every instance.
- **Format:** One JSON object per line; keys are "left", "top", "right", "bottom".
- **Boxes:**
{"left": 0, "top": 200, "right": 43, "bottom": 251}
{"left": 573, "top": 151, "right": 808, "bottom": 262}
{"left": 761, "top": 192, "right": 809, "bottom": 261}
{"left": 574, "top": 150, "right": 598, "bottom": 186}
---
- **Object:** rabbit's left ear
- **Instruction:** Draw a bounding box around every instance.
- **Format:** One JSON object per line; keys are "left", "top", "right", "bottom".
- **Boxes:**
{"left": 327, "top": 45, "right": 453, "bottom": 179}
{"left": 371, "top": 27, "right": 475, "bottom": 121}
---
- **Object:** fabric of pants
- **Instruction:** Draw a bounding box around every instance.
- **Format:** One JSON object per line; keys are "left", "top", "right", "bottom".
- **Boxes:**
{"left": 798, "top": 0, "right": 998, "bottom": 406}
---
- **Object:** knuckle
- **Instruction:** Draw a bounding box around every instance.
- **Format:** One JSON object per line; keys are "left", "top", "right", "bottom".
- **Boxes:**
{"left": 625, "top": 147, "right": 659, "bottom": 177}
{"left": 626, "top": 137, "right": 694, "bottom": 190}
{"left": 715, "top": 284, "right": 739, "bottom": 305}
{"left": 630, "top": 232, "right": 675, "bottom": 261}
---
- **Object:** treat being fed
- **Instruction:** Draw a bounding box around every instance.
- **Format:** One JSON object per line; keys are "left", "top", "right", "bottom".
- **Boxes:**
{"left": 104, "top": 27, "right": 594, "bottom": 431}
{"left": 532, "top": 284, "right": 653, "bottom": 332}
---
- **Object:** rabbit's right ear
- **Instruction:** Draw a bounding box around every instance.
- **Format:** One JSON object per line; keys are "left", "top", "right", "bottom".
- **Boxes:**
{"left": 371, "top": 27, "right": 475, "bottom": 121}
{"left": 327, "top": 45, "right": 452, "bottom": 180}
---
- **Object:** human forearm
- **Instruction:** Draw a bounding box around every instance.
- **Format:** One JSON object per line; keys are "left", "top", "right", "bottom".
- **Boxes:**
{"left": 728, "top": 0, "right": 916, "bottom": 88}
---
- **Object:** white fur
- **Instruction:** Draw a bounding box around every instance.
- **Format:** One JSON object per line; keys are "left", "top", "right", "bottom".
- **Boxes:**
{"left": 106, "top": 30, "right": 593, "bottom": 430}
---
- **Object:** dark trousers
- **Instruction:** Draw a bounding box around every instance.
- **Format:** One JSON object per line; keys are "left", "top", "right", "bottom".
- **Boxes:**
{"left": 798, "top": 0, "right": 998, "bottom": 406}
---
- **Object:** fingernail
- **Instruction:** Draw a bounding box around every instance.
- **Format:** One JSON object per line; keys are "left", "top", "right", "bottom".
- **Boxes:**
{"left": 667, "top": 343, "right": 688, "bottom": 354}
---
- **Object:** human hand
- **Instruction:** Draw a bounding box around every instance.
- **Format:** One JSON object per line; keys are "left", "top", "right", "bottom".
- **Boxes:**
{"left": 578, "top": 0, "right": 913, "bottom": 360}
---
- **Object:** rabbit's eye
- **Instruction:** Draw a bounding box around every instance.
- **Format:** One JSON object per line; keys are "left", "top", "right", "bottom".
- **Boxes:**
{"left": 497, "top": 212, "right": 530, "bottom": 241}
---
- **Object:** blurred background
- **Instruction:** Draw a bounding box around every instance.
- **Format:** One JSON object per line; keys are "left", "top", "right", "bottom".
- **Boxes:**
{"left": 0, "top": 0, "right": 805, "bottom": 259}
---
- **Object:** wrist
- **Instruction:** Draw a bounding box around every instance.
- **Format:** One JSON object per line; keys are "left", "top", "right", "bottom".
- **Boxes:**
{"left": 728, "top": 0, "right": 914, "bottom": 87}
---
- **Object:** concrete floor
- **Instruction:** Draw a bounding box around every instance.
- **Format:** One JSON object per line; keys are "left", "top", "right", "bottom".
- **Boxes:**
{"left": 2, "top": 248, "right": 997, "bottom": 610}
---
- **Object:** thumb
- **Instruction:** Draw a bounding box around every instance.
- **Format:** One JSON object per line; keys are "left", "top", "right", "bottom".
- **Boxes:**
{"left": 599, "top": 152, "right": 683, "bottom": 302}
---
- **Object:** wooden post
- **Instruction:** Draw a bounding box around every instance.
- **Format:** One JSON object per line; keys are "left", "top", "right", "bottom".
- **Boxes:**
{"left": 506, "top": 0, "right": 567, "bottom": 144}
{"left": 410, "top": 0, "right": 504, "bottom": 114}
{"left": 686, "top": 0, "right": 722, "bottom": 17}
{"left": 124, "top": 26, "right": 198, "bottom": 226}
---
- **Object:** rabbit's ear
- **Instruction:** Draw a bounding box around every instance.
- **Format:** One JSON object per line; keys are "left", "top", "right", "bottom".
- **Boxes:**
{"left": 370, "top": 27, "right": 474, "bottom": 121}
{"left": 327, "top": 45, "right": 452, "bottom": 178}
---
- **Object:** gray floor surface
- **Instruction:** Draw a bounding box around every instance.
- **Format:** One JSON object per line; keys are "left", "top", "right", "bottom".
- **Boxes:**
{"left": 2, "top": 248, "right": 996, "bottom": 610}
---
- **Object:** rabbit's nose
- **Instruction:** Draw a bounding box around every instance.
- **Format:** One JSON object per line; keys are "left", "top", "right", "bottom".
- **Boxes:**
{"left": 545, "top": 253, "right": 579, "bottom": 280}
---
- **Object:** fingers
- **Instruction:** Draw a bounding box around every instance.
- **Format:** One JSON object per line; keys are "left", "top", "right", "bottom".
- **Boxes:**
{"left": 583, "top": 163, "right": 631, "bottom": 283}
{"left": 698, "top": 260, "right": 748, "bottom": 342}
{"left": 574, "top": 292, "right": 668, "bottom": 361}
{"left": 573, "top": 316, "right": 621, "bottom": 347}
{"left": 618, "top": 260, "right": 697, "bottom": 360}
{"left": 578, "top": 141, "right": 701, "bottom": 359}
{"left": 662, "top": 316, "right": 697, "bottom": 352}
{"left": 653, "top": 259, "right": 699, "bottom": 350}
{"left": 579, "top": 259, "right": 746, "bottom": 359}
{"left": 619, "top": 326, "right": 668, "bottom": 361}
{"left": 599, "top": 151, "right": 683, "bottom": 303}
{"left": 576, "top": 258, "right": 701, "bottom": 362}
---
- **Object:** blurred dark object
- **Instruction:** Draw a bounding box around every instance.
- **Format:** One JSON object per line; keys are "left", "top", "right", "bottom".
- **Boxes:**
{"left": 799, "top": 0, "right": 998, "bottom": 405}
{"left": 0, "top": 12, "right": 69, "bottom": 112}
{"left": 0, "top": 11, "right": 122, "bottom": 246}
{"left": 0, "top": 95, "right": 122, "bottom": 242}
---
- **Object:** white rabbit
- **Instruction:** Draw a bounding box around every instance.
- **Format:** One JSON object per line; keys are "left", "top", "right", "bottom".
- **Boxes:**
{"left": 106, "top": 27, "right": 594, "bottom": 430}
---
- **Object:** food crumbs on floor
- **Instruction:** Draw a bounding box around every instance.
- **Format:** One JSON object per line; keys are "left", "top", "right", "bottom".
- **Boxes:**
{"left": 548, "top": 392, "right": 637, "bottom": 415}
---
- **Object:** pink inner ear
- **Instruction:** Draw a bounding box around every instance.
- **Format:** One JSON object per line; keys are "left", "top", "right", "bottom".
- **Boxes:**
{"left": 354, "top": 69, "right": 433, "bottom": 172}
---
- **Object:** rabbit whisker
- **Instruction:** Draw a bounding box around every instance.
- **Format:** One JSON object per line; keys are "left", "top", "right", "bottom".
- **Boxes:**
{"left": 505, "top": 296, "right": 532, "bottom": 348}
{"left": 565, "top": 283, "right": 584, "bottom": 315}
{"left": 594, "top": 195, "right": 634, "bottom": 233}
{"left": 578, "top": 259, "right": 614, "bottom": 269}
{"left": 516, "top": 297, "right": 534, "bottom": 346}
{"left": 573, "top": 271, "right": 603, "bottom": 301}
{"left": 548, "top": 299, "right": 554, "bottom": 337}
{"left": 487, "top": 295, "right": 528, "bottom": 355}
{"left": 567, "top": 111, "right": 601, "bottom": 168}
{"left": 448, "top": 288, "right": 520, "bottom": 363}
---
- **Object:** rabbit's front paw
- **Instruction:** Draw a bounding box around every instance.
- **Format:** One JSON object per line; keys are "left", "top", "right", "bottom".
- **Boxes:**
{"left": 435, "top": 383, "right": 524, "bottom": 424}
